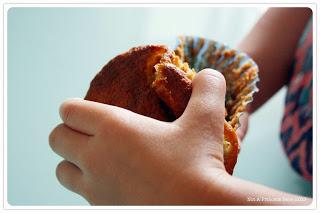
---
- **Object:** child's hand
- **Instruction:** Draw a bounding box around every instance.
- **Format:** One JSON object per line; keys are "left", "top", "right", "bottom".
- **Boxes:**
{"left": 49, "top": 69, "right": 228, "bottom": 205}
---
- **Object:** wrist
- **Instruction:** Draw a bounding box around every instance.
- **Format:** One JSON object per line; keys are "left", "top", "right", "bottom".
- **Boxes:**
{"left": 177, "top": 167, "right": 231, "bottom": 205}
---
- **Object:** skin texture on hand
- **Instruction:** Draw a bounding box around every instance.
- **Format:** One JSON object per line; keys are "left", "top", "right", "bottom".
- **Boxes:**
{"left": 49, "top": 8, "right": 313, "bottom": 204}
{"left": 49, "top": 69, "right": 311, "bottom": 205}
{"left": 49, "top": 69, "right": 228, "bottom": 205}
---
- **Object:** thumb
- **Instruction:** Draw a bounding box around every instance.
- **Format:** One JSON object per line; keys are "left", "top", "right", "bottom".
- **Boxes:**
{"left": 177, "top": 69, "right": 226, "bottom": 132}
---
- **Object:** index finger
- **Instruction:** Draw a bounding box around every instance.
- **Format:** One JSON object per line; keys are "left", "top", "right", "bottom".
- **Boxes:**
{"left": 59, "top": 99, "right": 107, "bottom": 135}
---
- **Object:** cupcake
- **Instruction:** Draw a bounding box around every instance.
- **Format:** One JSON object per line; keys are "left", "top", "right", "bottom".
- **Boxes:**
{"left": 85, "top": 36, "right": 259, "bottom": 174}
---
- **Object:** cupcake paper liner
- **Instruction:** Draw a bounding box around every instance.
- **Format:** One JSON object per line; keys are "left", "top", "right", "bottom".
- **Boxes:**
{"left": 174, "top": 36, "right": 259, "bottom": 130}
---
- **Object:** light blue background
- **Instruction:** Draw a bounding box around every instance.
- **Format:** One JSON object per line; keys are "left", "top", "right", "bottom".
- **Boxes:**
{"left": 7, "top": 7, "right": 312, "bottom": 205}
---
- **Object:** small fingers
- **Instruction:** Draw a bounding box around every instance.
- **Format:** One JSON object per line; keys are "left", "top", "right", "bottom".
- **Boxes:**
{"left": 59, "top": 99, "right": 106, "bottom": 135}
{"left": 56, "top": 160, "right": 84, "bottom": 195}
{"left": 49, "top": 123, "right": 89, "bottom": 165}
{"left": 60, "top": 98, "right": 159, "bottom": 137}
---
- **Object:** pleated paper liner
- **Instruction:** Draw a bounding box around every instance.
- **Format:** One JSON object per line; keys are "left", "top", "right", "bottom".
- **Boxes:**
{"left": 174, "top": 36, "right": 259, "bottom": 130}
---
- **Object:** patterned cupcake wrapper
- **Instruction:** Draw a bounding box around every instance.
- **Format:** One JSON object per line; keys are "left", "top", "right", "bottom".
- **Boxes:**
{"left": 174, "top": 36, "right": 259, "bottom": 130}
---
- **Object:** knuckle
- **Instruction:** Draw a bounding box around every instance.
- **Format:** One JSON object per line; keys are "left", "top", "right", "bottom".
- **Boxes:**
{"left": 49, "top": 124, "right": 63, "bottom": 149}
{"left": 100, "top": 114, "right": 129, "bottom": 136}
{"left": 56, "top": 160, "right": 84, "bottom": 195}
{"left": 55, "top": 160, "right": 67, "bottom": 183}
{"left": 77, "top": 152, "right": 87, "bottom": 166}
{"left": 78, "top": 148, "right": 103, "bottom": 177}
{"left": 77, "top": 150, "right": 93, "bottom": 171}
{"left": 59, "top": 100, "right": 79, "bottom": 123}
{"left": 48, "top": 131, "right": 56, "bottom": 149}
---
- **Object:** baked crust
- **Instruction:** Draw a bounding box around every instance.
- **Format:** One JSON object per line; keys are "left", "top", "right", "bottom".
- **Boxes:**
{"left": 85, "top": 45, "right": 176, "bottom": 121}
{"left": 153, "top": 54, "right": 239, "bottom": 174}
{"left": 85, "top": 45, "right": 239, "bottom": 174}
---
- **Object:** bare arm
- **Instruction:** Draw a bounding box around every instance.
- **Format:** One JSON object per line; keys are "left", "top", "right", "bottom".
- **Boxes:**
{"left": 237, "top": 7, "right": 312, "bottom": 112}
{"left": 202, "top": 172, "right": 312, "bottom": 205}
{"left": 50, "top": 69, "right": 312, "bottom": 205}
{"left": 231, "top": 9, "right": 312, "bottom": 204}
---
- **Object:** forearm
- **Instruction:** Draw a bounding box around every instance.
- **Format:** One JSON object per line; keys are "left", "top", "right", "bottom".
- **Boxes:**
{"left": 237, "top": 8, "right": 311, "bottom": 112}
{"left": 202, "top": 172, "right": 312, "bottom": 205}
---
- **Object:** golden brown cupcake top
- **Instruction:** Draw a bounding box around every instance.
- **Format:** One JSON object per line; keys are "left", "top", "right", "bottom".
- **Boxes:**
{"left": 85, "top": 45, "right": 239, "bottom": 174}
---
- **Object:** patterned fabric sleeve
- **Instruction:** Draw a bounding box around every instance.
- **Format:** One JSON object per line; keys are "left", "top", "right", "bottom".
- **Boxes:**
{"left": 280, "top": 19, "right": 313, "bottom": 181}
